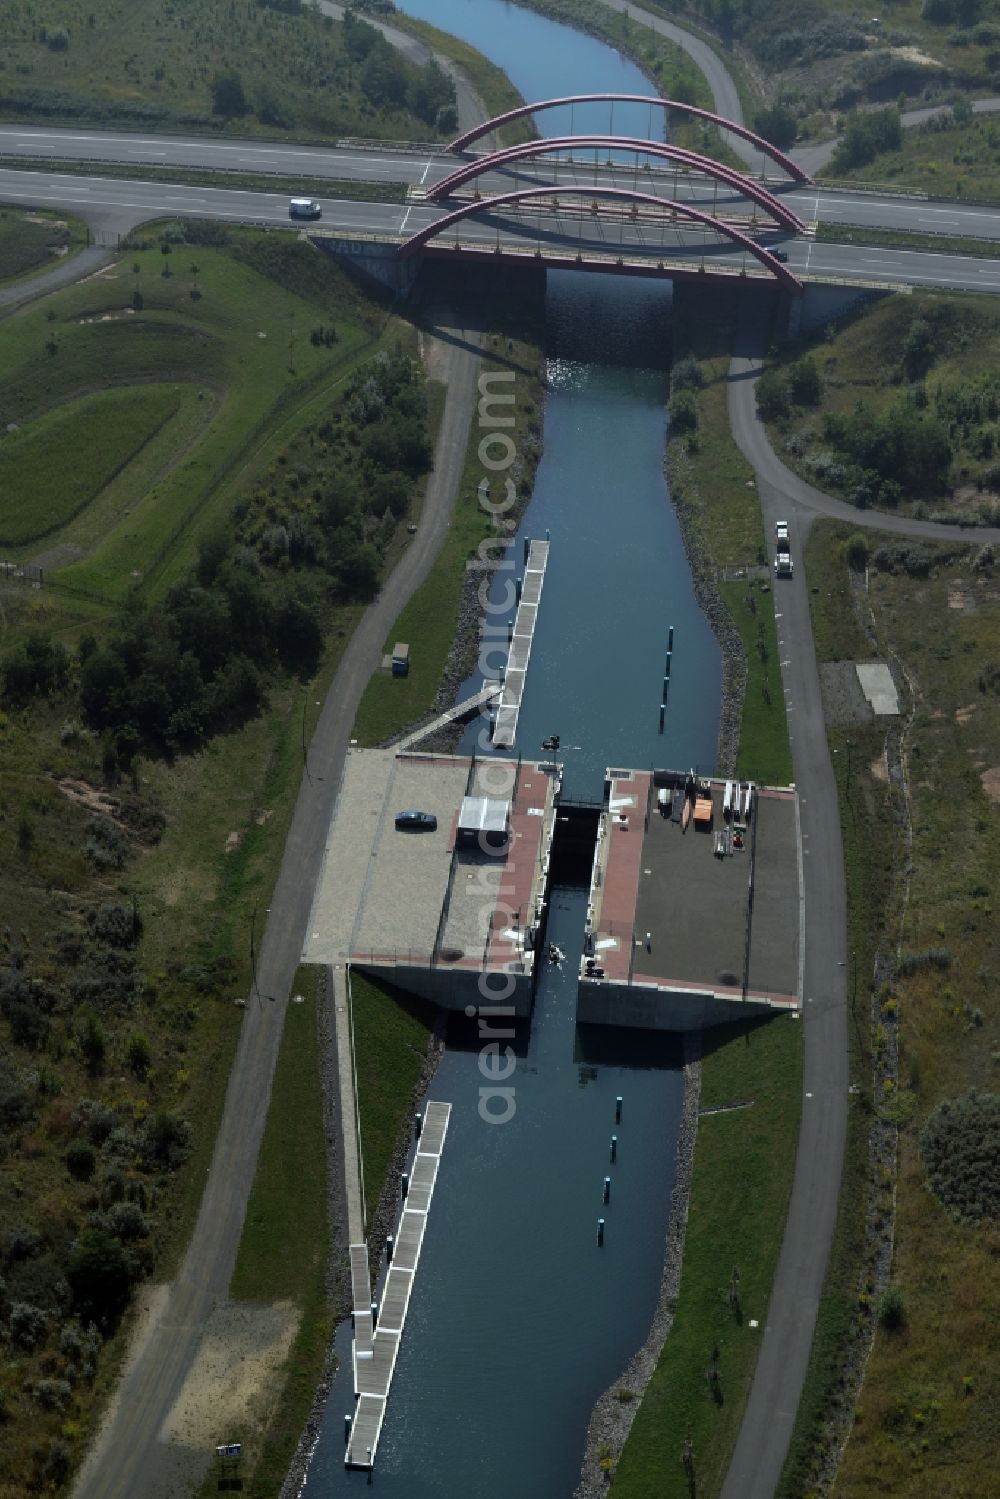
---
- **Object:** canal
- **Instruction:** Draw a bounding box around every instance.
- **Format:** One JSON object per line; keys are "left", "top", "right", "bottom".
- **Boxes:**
{"left": 302, "top": 3, "right": 722, "bottom": 1493}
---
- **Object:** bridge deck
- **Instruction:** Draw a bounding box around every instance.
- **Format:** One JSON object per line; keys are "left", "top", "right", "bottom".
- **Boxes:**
{"left": 492, "top": 539, "right": 549, "bottom": 748}
{"left": 345, "top": 1101, "right": 451, "bottom": 1469}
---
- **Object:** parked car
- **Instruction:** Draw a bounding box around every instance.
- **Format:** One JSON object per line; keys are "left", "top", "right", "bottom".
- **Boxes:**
{"left": 394, "top": 810, "right": 437, "bottom": 832}
{"left": 775, "top": 520, "right": 789, "bottom": 543}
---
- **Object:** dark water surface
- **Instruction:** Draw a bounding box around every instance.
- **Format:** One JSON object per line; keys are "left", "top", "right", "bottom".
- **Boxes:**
{"left": 303, "top": 4, "right": 721, "bottom": 1493}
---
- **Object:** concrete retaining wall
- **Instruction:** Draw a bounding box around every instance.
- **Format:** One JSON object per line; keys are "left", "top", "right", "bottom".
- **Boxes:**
{"left": 577, "top": 976, "right": 779, "bottom": 1032}
{"left": 356, "top": 961, "right": 534, "bottom": 1017}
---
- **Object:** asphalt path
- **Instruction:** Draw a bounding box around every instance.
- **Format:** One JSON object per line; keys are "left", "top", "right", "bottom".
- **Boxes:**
{"left": 719, "top": 303, "right": 1000, "bottom": 1498}
{"left": 70, "top": 303, "right": 482, "bottom": 1499}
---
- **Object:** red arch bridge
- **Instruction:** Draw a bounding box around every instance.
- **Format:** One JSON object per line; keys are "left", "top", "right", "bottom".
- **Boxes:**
{"left": 324, "top": 97, "right": 812, "bottom": 290}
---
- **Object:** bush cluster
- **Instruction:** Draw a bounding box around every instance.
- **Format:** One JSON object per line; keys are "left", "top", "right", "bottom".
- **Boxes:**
{"left": 920, "top": 1089, "right": 1000, "bottom": 1223}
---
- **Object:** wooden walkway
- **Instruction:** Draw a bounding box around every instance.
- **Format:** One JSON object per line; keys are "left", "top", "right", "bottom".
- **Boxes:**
{"left": 345, "top": 1101, "right": 451, "bottom": 1469}
{"left": 492, "top": 539, "right": 549, "bottom": 748}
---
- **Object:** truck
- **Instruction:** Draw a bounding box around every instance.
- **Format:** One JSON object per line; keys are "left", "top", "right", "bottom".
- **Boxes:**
{"left": 774, "top": 519, "right": 792, "bottom": 577}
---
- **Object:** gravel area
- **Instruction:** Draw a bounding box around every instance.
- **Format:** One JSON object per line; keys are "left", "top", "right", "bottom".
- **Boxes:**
{"left": 574, "top": 1032, "right": 703, "bottom": 1496}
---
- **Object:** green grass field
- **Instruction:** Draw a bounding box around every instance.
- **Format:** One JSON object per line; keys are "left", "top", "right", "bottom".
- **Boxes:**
{"left": 720, "top": 580, "right": 793, "bottom": 786}
{"left": 350, "top": 972, "right": 437, "bottom": 1231}
{"left": 613, "top": 1016, "right": 803, "bottom": 1498}
{"left": 825, "top": 110, "right": 1000, "bottom": 202}
{"left": 0, "top": 0, "right": 459, "bottom": 141}
{"left": 0, "top": 385, "right": 184, "bottom": 546}
{"left": 224, "top": 967, "right": 331, "bottom": 1497}
{"left": 0, "top": 225, "right": 383, "bottom": 593}
{"left": 778, "top": 516, "right": 999, "bottom": 1499}
{"left": 0, "top": 206, "right": 88, "bottom": 284}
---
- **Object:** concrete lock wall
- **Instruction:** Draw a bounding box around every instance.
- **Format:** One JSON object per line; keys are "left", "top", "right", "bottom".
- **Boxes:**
{"left": 356, "top": 962, "right": 534, "bottom": 1017}
{"left": 577, "top": 977, "right": 778, "bottom": 1032}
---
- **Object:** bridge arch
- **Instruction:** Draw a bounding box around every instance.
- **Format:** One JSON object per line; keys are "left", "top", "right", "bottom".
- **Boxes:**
{"left": 428, "top": 136, "right": 804, "bottom": 233}
{"left": 399, "top": 185, "right": 803, "bottom": 293}
{"left": 449, "top": 94, "right": 810, "bottom": 184}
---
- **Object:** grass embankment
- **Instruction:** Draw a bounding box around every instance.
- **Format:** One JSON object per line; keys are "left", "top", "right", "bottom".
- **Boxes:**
{"left": 610, "top": 282, "right": 798, "bottom": 1496}
{"left": 823, "top": 108, "right": 1000, "bottom": 202}
{"left": 613, "top": 1017, "right": 802, "bottom": 1498}
{"left": 350, "top": 972, "right": 437, "bottom": 1230}
{"left": 0, "top": 206, "right": 89, "bottom": 284}
{"left": 817, "top": 220, "right": 1000, "bottom": 260}
{"left": 393, "top": 15, "right": 536, "bottom": 146}
{"left": 0, "top": 0, "right": 456, "bottom": 142}
{"left": 1, "top": 158, "right": 408, "bottom": 204}
{"left": 215, "top": 967, "right": 330, "bottom": 1498}
{"left": 758, "top": 290, "right": 1000, "bottom": 524}
{"left": 0, "top": 233, "right": 439, "bottom": 1489}
{"left": 779, "top": 518, "right": 999, "bottom": 1498}
{"left": 0, "top": 224, "right": 378, "bottom": 589}
{"left": 352, "top": 268, "right": 547, "bottom": 745}
{"left": 0, "top": 386, "right": 185, "bottom": 547}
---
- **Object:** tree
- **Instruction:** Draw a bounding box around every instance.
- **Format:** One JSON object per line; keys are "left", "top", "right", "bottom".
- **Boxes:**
{"left": 877, "top": 1285, "right": 907, "bottom": 1329}
{"left": 669, "top": 389, "right": 699, "bottom": 434}
{"left": 902, "top": 318, "right": 933, "bottom": 380}
{"left": 756, "top": 369, "right": 789, "bottom": 420}
{"left": 66, "top": 1229, "right": 130, "bottom": 1330}
{"left": 127, "top": 1033, "right": 151, "bottom": 1078}
{"left": 211, "top": 70, "right": 248, "bottom": 118}
{"left": 788, "top": 357, "right": 821, "bottom": 406}
{"left": 80, "top": 1014, "right": 106, "bottom": 1076}
{"left": 753, "top": 103, "right": 797, "bottom": 150}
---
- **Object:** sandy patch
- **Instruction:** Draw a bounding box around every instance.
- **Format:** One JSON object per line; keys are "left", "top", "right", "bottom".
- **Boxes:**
{"left": 225, "top": 830, "right": 242, "bottom": 853}
{"left": 870, "top": 756, "right": 888, "bottom": 783}
{"left": 890, "top": 44, "right": 942, "bottom": 68}
{"left": 24, "top": 213, "right": 68, "bottom": 228}
{"left": 51, "top": 773, "right": 120, "bottom": 820}
{"left": 981, "top": 767, "right": 1000, "bottom": 803}
{"left": 955, "top": 703, "right": 978, "bottom": 724}
{"left": 77, "top": 307, "right": 137, "bottom": 325}
{"left": 254, "top": 808, "right": 274, "bottom": 826}
{"left": 947, "top": 584, "right": 972, "bottom": 611}
{"left": 161, "top": 1299, "right": 300, "bottom": 1450}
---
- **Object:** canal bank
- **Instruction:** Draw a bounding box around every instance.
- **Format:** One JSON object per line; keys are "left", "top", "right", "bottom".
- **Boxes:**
{"left": 296, "top": 3, "right": 782, "bottom": 1495}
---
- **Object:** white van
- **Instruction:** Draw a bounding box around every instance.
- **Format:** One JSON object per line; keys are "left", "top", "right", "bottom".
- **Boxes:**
{"left": 289, "top": 198, "right": 322, "bottom": 220}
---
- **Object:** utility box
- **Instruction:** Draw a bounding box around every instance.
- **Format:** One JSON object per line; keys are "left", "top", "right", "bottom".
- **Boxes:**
{"left": 391, "top": 642, "right": 410, "bottom": 677}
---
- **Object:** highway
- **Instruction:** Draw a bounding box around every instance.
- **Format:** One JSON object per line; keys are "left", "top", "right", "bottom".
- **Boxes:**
{"left": 7, "top": 122, "right": 1000, "bottom": 244}
{"left": 4, "top": 157, "right": 1000, "bottom": 292}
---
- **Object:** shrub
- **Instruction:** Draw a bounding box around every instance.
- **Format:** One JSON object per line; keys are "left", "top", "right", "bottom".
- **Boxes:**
{"left": 34, "top": 1378, "right": 72, "bottom": 1411}
{"left": 82, "top": 816, "right": 128, "bottom": 871}
{"left": 846, "top": 532, "right": 869, "bottom": 568}
{"left": 65, "top": 1140, "right": 96, "bottom": 1181}
{"left": 756, "top": 369, "right": 789, "bottom": 419}
{"left": 127, "top": 1033, "right": 151, "bottom": 1078}
{"left": 141, "top": 1110, "right": 190, "bottom": 1170}
{"left": 66, "top": 1230, "right": 130, "bottom": 1330}
{"left": 670, "top": 357, "right": 704, "bottom": 393}
{"left": 877, "top": 1285, "right": 906, "bottom": 1329}
{"left": 668, "top": 389, "right": 699, "bottom": 434}
{"left": 106, "top": 1201, "right": 148, "bottom": 1242}
{"left": 920, "top": 1089, "right": 1000, "bottom": 1223}
{"left": 79, "top": 1015, "right": 105, "bottom": 1076}
{"left": 788, "top": 357, "right": 821, "bottom": 406}
{"left": 8, "top": 1300, "right": 48, "bottom": 1349}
